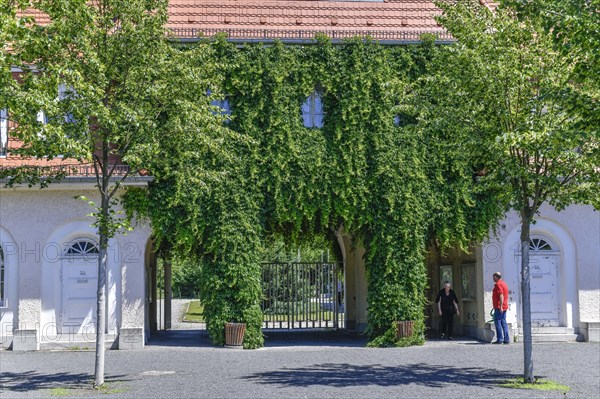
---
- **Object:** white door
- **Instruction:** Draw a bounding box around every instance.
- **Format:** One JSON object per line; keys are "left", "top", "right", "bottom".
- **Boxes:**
{"left": 529, "top": 253, "right": 560, "bottom": 326}
{"left": 61, "top": 254, "right": 98, "bottom": 333}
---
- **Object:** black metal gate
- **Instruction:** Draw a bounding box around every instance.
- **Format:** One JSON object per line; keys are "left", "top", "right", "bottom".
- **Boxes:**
{"left": 260, "top": 262, "right": 344, "bottom": 329}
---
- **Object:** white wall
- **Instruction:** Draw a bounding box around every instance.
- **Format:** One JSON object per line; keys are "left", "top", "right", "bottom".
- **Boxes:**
{"left": 481, "top": 204, "right": 600, "bottom": 331}
{"left": 0, "top": 187, "right": 151, "bottom": 347}
{"left": 0, "top": 226, "right": 18, "bottom": 348}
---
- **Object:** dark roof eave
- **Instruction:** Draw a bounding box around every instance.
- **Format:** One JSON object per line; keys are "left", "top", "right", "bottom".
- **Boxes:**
{"left": 173, "top": 37, "right": 455, "bottom": 45}
{"left": 0, "top": 175, "right": 153, "bottom": 189}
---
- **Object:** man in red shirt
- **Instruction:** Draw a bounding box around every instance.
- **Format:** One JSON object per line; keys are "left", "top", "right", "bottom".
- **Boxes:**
{"left": 492, "top": 272, "right": 510, "bottom": 344}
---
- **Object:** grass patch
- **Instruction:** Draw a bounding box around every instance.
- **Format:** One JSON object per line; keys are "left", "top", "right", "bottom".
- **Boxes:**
{"left": 49, "top": 382, "right": 128, "bottom": 397}
{"left": 94, "top": 382, "right": 128, "bottom": 395}
{"left": 184, "top": 300, "right": 339, "bottom": 324}
{"left": 49, "top": 388, "right": 78, "bottom": 397}
{"left": 500, "top": 378, "right": 570, "bottom": 393}
{"left": 66, "top": 346, "right": 91, "bottom": 351}
{"left": 183, "top": 300, "right": 205, "bottom": 322}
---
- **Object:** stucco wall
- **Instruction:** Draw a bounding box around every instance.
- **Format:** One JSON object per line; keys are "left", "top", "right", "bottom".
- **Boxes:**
{"left": 481, "top": 203, "right": 600, "bottom": 329}
{"left": 0, "top": 186, "right": 151, "bottom": 347}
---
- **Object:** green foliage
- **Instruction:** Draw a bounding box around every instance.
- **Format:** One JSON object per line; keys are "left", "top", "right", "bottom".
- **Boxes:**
{"left": 126, "top": 37, "right": 501, "bottom": 348}
{"left": 1, "top": 0, "right": 224, "bottom": 383}
{"left": 430, "top": 0, "right": 599, "bottom": 381}
{"left": 4, "top": 1, "right": 514, "bottom": 349}
{"left": 430, "top": 0, "right": 600, "bottom": 221}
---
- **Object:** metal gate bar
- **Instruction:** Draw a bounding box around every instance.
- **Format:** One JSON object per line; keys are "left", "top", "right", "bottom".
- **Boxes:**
{"left": 261, "top": 262, "right": 344, "bottom": 330}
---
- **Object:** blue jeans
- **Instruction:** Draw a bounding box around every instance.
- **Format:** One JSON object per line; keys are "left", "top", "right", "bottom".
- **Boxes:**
{"left": 494, "top": 309, "right": 510, "bottom": 343}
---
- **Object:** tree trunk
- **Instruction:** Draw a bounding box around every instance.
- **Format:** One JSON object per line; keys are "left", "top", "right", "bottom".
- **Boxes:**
{"left": 94, "top": 137, "right": 110, "bottom": 387}
{"left": 94, "top": 195, "right": 109, "bottom": 387}
{"left": 164, "top": 259, "right": 172, "bottom": 331}
{"left": 520, "top": 218, "right": 534, "bottom": 383}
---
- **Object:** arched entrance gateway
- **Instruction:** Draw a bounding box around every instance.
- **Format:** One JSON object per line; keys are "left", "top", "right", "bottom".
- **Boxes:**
{"left": 502, "top": 219, "right": 579, "bottom": 332}
{"left": 145, "top": 230, "right": 370, "bottom": 342}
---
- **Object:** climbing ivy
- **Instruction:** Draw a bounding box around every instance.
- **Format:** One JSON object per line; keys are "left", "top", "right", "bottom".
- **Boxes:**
{"left": 125, "top": 35, "right": 503, "bottom": 348}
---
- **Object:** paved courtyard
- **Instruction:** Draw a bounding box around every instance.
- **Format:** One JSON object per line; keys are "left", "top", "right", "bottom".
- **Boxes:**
{"left": 1, "top": 330, "right": 599, "bottom": 399}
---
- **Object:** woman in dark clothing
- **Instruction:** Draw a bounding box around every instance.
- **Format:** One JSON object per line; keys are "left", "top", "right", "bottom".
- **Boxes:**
{"left": 436, "top": 281, "right": 460, "bottom": 339}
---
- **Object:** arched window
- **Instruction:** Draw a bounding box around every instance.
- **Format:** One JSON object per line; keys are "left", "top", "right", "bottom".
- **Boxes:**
{"left": 302, "top": 91, "right": 324, "bottom": 128}
{"left": 64, "top": 239, "right": 99, "bottom": 256}
{"left": 207, "top": 89, "right": 232, "bottom": 120}
{"left": 0, "top": 245, "right": 5, "bottom": 307}
{"left": 529, "top": 237, "right": 553, "bottom": 252}
{"left": 211, "top": 97, "right": 232, "bottom": 117}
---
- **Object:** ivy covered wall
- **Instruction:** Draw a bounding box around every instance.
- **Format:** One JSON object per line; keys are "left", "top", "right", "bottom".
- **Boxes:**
{"left": 126, "top": 35, "right": 503, "bottom": 348}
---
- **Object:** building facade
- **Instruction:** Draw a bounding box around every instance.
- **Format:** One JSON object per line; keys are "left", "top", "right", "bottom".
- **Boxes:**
{"left": 1, "top": 0, "right": 598, "bottom": 350}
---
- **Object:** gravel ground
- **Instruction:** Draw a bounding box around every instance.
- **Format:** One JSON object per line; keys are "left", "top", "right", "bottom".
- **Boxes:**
{"left": 1, "top": 332, "right": 598, "bottom": 399}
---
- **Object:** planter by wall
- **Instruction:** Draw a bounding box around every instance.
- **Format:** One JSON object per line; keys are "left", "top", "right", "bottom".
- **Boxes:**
{"left": 396, "top": 320, "right": 415, "bottom": 340}
{"left": 224, "top": 322, "right": 246, "bottom": 348}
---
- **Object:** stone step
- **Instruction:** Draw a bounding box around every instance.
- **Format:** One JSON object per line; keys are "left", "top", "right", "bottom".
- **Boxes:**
{"left": 518, "top": 326, "right": 574, "bottom": 334}
{"left": 40, "top": 334, "right": 118, "bottom": 350}
{"left": 516, "top": 333, "right": 581, "bottom": 343}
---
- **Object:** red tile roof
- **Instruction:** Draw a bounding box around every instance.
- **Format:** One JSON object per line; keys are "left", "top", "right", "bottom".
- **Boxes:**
{"left": 167, "top": 0, "right": 449, "bottom": 41}
{"left": 20, "top": 1, "right": 451, "bottom": 42}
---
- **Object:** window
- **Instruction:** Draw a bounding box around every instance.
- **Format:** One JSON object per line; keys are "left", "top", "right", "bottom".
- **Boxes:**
{"left": 37, "top": 110, "right": 48, "bottom": 125}
{"left": 439, "top": 265, "right": 452, "bottom": 290}
{"left": 302, "top": 91, "right": 324, "bottom": 128}
{"left": 0, "top": 245, "right": 5, "bottom": 307}
{"left": 37, "top": 84, "right": 75, "bottom": 132}
{"left": 0, "top": 109, "right": 7, "bottom": 157}
{"left": 529, "top": 237, "right": 553, "bottom": 252}
{"left": 208, "top": 89, "right": 232, "bottom": 120}
{"left": 59, "top": 83, "right": 76, "bottom": 123}
{"left": 211, "top": 97, "right": 231, "bottom": 117}
{"left": 461, "top": 263, "right": 476, "bottom": 299}
{"left": 65, "top": 239, "right": 99, "bottom": 255}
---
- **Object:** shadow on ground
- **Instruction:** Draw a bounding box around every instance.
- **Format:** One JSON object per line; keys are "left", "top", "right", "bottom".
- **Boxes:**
{"left": 0, "top": 370, "right": 129, "bottom": 392}
{"left": 263, "top": 330, "right": 368, "bottom": 348}
{"left": 146, "top": 329, "right": 368, "bottom": 348}
{"left": 146, "top": 329, "right": 214, "bottom": 348}
{"left": 245, "top": 363, "right": 522, "bottom": 388}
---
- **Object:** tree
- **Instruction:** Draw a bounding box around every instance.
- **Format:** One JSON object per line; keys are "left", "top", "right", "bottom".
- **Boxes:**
{"left": 1, "top": 0, "right": 219, "bottom": 386}
{"left": 423, "top": 0, "right": 599, "bottom": 382}
{"left": 508, "top": 0, "right": 600, "bottom": 85}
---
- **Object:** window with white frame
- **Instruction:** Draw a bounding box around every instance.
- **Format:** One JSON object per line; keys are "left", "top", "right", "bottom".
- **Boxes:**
{"left": 36, "top": 110, "right": 48, "bottom": 141}
{"left": 0, "top": 245, "right": 5, "bottom": 307}
{"left": 37, "top": 110, "right": 48, "bottom": 125}
{"left": 59, "top": 83, "right": 76, "bottom": 124}
{"left": 302, "top": 91, "right": 324, "bottom": 128}
{"left": 37, "top": 84, "right": 75, "bottom": 136}
{"left": 0, "top": 108, "right": 7, "bottom": 156}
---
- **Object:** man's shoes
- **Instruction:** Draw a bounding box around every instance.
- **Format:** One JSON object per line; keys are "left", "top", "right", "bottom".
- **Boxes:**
{"left": 492, "top": 341, "right": 503, "bottom": 344}
{"left": 448, "top": 336, "right": 453, "bottom": 340}
{"left": 503, "top": 341, "right": 510, "bottom": 345}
